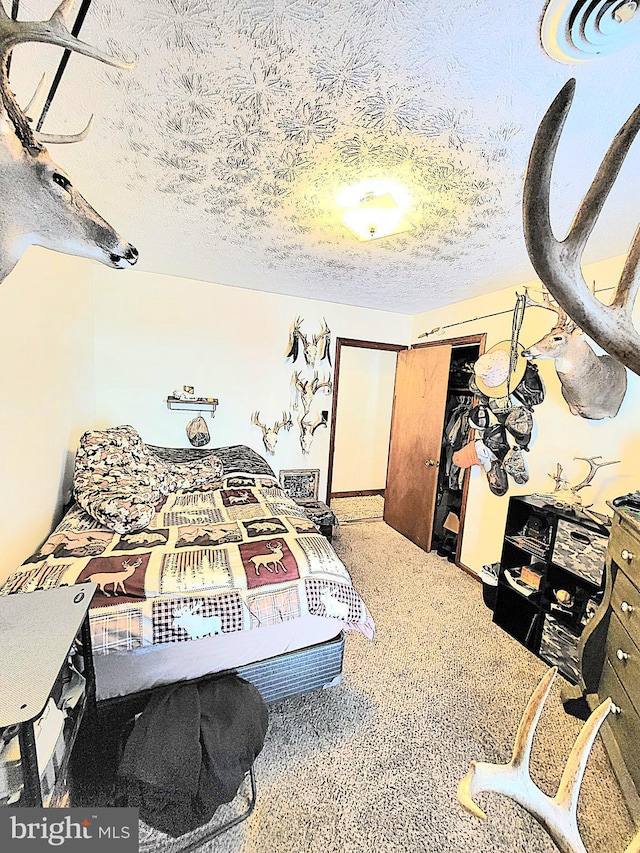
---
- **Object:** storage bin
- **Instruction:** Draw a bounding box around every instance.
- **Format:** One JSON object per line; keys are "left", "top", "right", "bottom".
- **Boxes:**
{"left": 539, "top": 614, "right": 580, "bottom": 683}
{"left": 551, "top": 519, "right": 608, "bottom": 586}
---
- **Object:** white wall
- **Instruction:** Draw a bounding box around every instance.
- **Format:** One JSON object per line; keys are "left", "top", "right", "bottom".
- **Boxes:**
{"left": 92, "top": 267, "right": 411, "bottom": 499}
{"left": 332, "top": 346, "right": 398, "bottom": 493}
{"left": 0, "top": 248, "right": 96, "bottom": 581}
{"left": 411, "top": 255, "right": 640, "bottom": 577}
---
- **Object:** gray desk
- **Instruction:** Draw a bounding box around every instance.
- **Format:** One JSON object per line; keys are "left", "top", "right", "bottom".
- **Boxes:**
{"left": 0, "top": 583, "right": 96, "bottom": 805}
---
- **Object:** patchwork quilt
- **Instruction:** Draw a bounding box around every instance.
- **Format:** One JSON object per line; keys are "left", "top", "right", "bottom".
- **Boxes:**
{"left": 1, "top": 472, "right": 375, "bottom": 656}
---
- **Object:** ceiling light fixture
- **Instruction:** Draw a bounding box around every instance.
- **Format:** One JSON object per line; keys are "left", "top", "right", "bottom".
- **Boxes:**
{"left": 541, "top": 0, "right": 640, "bottom": 63}
{"left": 337, "top": 179, "right": 413, "bottom": 241}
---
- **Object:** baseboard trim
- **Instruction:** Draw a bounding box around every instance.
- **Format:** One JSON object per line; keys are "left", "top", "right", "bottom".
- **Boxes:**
{"left": 330, "top": 489, "right": 385, "bottom": 498}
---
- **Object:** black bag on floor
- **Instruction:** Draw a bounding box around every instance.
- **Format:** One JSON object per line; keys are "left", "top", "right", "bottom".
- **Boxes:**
{"left": 117, "top": 674, "right": 268, "bottom": 837}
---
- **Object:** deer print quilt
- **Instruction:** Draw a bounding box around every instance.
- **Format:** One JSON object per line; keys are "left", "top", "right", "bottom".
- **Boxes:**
{"left": 1, "top": 472, "right": 374, "bottom": 655}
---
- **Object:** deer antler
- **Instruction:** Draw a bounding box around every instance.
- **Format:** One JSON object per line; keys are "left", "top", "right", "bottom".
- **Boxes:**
{"left": 23, "top": 73, "right": 94, "bottom": 144}
{"left": 0, "top": 0, "right": 133, "bottom": 154}
{"left": 522, "top": 287, "right": 578, "bottom": 332}
{"left": 571, "top": 456, "right": 620, "bottom": 492}
{"left": 311, "top": 372, "right": 333, "bottom": 395}
{"left": 251, "top": 411, "right": 267, "bottom": 433}
{"left": 273, "top": 411, "right": 293, "bottom": 433}
{"left": 523, "top": 78, "right": 640, "bottom": 376}
{"left": 458, "top": 667, "right": 624, "bottom": 853}
{"left": 285, "top": 316, "right": 307, "bottom": 362}
{"left": 311, "top": 318, "right": 332, "bottom": 364}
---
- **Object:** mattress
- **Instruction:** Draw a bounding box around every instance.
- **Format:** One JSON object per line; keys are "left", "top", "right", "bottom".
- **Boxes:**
{"left": 94, "top": 614, "right": 344, "bottom": 701}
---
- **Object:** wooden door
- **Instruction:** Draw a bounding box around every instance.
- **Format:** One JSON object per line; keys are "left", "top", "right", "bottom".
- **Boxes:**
{"left": 383, "top": 345, "right": 452, "bottom": 551}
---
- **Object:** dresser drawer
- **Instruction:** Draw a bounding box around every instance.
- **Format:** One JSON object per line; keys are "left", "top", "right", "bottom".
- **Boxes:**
{"left": 551, "top": 519, "right": 608, "bottom": 586}
{"left": 611, "top": 568, "right": 640, "bottom": 650}
{"left": 608, "top": 517, "right": 640, "bottom": 586}
{"left": 606, "top": 612, "right": 640, "bottom": 715}
{"left": 599, "top": 657, "right": 640, "bottom": 793}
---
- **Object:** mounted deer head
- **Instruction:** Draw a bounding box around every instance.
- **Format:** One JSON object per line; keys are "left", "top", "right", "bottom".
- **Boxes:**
{"left": 520, "top": 288, "right": 627, "bottom": 419}
{"left": 523, "top": 78, "right": 640, "bottom": 378}
{"left": 0, "top": 0, "right": 138, "bottom": 284}
{"left": 251, "top": 410, "right": 292, "bottom": 455}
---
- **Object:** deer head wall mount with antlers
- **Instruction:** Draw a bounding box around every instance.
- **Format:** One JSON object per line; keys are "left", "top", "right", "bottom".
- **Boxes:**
{"left": 0, "top": 0, "right": 138, "bottom": 285}
{"left": 520, "top": 288, "right": 627, "bottom": 419}
{"left": 285, "top": 317, "right": 332, "bottom": 367}
{"left": 251, "top": 410, "right": 292, "bottom": 456}
{"left": 523, "top": 78, "right": 640, "bottom": 378}
{"left": 291, "top": 370, "right": 333, "bottom": 416}
{"left": 298, "top": 410, "right": 328, "bottom": 455}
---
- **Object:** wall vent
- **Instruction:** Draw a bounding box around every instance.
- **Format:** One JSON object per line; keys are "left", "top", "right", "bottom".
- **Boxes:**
{"left": 541, "top": 0, "right": 640, "bottom": 62}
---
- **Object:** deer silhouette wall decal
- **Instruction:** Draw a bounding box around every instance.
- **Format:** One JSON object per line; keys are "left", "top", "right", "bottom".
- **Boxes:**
{"left": 0, "top": 0, "right": 138, "bottom": 285}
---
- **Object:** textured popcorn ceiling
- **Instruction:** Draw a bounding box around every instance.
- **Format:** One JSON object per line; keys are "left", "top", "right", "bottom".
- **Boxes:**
{"left": 9, "top": 0, "right": 640, "bottom": 313}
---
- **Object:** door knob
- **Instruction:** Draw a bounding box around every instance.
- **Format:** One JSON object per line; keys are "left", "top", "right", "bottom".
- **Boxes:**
{"left": 424, "top": 459, "right": 439, "bottom": 467}
{"left": 621, "top": 549, "right": 634, "bottom": 562}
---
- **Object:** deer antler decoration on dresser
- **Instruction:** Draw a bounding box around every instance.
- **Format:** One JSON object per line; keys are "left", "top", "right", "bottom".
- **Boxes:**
{"left": 523, "top": 78, "right": 640, "bottom": 377}
{"left": 0, "top": 0, "right": 138, "bottom": 284}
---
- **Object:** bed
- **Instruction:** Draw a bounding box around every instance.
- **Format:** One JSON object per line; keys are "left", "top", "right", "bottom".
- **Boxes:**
{"left": 1, "top": 429, "right": 374, "bottom": 706}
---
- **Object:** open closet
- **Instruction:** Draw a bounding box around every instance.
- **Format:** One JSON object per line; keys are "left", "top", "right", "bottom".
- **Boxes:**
{"left": 383, "top": 334, "right": 485, "bottom": 571}
{"left": 431, "top": 342, "right": 481, "bottom": 562}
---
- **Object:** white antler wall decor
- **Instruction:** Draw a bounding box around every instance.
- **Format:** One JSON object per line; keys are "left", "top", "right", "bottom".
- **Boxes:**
{"left": 291, "top": 371, "right": 332, "bottom": 454}
{"left": 291, "top": 371, "right": 333, "bottom": 416}
{"left": 298, "top": 410, "right": 328, "bottom": 455}
{"left": 285, "top": 317, "right": 332, "bottom": 366}
{"left": 251, "top": 410, "right": 292, "bottom": 455}
{"left": 520, "top": 288, "right": 627, "bottom": 419}
{"left": 0, "top": 0, "right": 138, "bottom": 284}
{"left": 458, "top": 667, "right": 640, "bottom": 853}
{"left": 523, "top": 78, "right": 640, "bottom": 378}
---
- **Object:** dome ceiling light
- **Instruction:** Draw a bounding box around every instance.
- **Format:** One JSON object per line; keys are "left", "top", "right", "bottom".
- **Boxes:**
{"left": 541, "top": 0, "right": 640, "bottom": 62}
{"left": 337, "top": 180, "right": 413, "bottom": 242}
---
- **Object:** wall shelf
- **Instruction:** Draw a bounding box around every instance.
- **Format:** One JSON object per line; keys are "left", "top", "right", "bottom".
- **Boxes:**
{"left": 166, "top": 396, "right": 218, "bottom": 416}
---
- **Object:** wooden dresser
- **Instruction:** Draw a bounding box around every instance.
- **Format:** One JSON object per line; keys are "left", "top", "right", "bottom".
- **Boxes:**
{"left": 572, "top": 505, "right": 640, "bottom": 823}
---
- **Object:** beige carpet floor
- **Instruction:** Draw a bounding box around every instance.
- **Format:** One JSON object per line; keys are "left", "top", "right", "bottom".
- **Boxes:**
{"left": 137, "top": 520, "right": 636, "bottom": 853}
{"left": 331, "top": 494, "right": 385, "bottom": 522}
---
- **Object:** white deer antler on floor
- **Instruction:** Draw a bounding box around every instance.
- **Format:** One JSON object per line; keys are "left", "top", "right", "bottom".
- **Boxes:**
{"left": 458, "top": 667, "right": 640, "bottom": 853}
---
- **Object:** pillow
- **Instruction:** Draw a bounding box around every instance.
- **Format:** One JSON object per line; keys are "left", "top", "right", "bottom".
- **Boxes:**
{"left": 73, "top": 426, "right": 164, "bottom": 534}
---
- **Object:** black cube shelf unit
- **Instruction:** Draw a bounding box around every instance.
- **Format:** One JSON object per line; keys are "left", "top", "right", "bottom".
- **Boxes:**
{"left": 493, "top": 495, "right": 609, "bottom": 683}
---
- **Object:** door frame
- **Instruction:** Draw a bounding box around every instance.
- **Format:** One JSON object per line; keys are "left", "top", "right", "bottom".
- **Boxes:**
{"left": 326, "top": 338, "right": 406, "bottom": 504}
{"left": 413, "top": 333, "right": 486, "bottom": 579}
